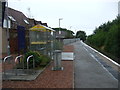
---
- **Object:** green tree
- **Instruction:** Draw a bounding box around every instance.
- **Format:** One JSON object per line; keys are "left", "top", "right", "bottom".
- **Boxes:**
{"left": 76, "top": 30, "right": 87, "bottom": 41}
{"left": 87, "top": 16, "right": 120, "bottom": 63}
{"left": 65, "top": 30, "right": 74, "bottom": 38}
{"left": 53, "top": 28, "right": 74, "bottom": 38}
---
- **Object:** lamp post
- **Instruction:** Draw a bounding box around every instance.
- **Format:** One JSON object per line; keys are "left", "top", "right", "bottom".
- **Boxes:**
{"left": 51, "top": 18, "right": 64, "bottom": 71}
{"left": 59, "top": 18, "right": 63, "bottom": 35}
{"left": 58, "top": 18, "right": 63, "bottom": 43}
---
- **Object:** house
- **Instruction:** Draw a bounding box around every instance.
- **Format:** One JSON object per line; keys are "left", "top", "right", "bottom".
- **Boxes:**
{"left": 2, "top": 7, "right": 46, "bottom": 54}
{"left": 4, "top": 7, "right": 30, "bottom": 29}
{"left": 28, "top": 18, "right": 48, "bottom": 27}
{"left": 3, "top": 7, "right": 31, "bottom": 54}
{"left": 0, "top": 1, "right": 3, "bottom": 55}
{"left": 2, "top": 7, "right": 53, "bottom": 55}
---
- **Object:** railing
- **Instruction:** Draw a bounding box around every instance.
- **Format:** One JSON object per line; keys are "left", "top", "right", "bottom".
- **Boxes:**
{"left": 14, "top": 55, "right": 23, "bottom": 75}
{"left": 63, "top": 38, "right": 79, "bottom": 45}
{"left": 3, "top": 55, "right": 12, "bottom": 76}
{"left": 27, "top": 55, "right": 35, "bottom": 73}
{"left": 3, "top": 54, "right": 36, "bottom": 79}
{"left": 3, "top": 55, "right": 12, "bottom": 62}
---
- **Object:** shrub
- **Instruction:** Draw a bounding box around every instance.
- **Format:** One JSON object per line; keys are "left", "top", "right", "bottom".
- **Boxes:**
{"left": 24, "top": 51, "right": 41, "bottom": 69}
{"left": 53, "top": 40, "right": 63, "bottom": 50}
{"left": 24, "top": 51, "right": 52, "bottom": 69}
{"left": 40, "top": 55, "right": 51, "bottom": 66}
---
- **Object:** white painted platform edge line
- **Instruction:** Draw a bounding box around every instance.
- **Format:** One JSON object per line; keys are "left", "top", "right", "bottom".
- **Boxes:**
{"left": 83, "top": 47, "right": 89, "bottom": 52}
{"left": 82, "top": 42, "right": 120, "bottom": 67}
{"left": 89, "top": 53, "right": 118, "bottom": 81}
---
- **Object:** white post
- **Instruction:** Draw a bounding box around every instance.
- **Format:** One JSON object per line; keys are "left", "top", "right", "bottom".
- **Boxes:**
{"left": 59, "top": 18, "right": 63, "bottom": 35}
{"left": 14, "top": 55, "right": 23, "bottom": 75}
{"left": 27, "top": 55, "right": 33, "bottom": 73}
{"left": 3, "top": 55, "right": 12, "bottom": 76}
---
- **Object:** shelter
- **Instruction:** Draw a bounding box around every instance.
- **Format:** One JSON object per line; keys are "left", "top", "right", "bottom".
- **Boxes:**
{"left": 29, "top": 24, "right": 55, "bottom": 57}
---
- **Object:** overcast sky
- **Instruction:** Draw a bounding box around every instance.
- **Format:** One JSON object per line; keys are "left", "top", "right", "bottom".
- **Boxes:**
{"left": 8, "top": 0, "right": 119, "bottom": 35}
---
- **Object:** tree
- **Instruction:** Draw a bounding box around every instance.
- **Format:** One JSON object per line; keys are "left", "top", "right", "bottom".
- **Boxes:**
{"left": 65, "top": 30, "right": 74, "bottom": 38}
{"left": 86, "top": 16, "right": 120, "bottom": 63}
{"left": 52, "top": 28, "right": 74, "bottom": 38}
{"left": 76, "top": 30, "right": 87, "bottom": 42}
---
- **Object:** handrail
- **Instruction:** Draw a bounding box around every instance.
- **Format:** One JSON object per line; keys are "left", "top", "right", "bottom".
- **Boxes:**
{"left": 3, "top": 55, "right": 12, "bottom": 76}
{"left": 3, "top": 55, "right": 12, "bottom": 62}
{"left": 14, "top": 55, "right": 23, "bottom": 76}
{"left": 27, "top": 55, "right": 34, "bottom": 71}
{"left": 27, "top": 55, "right": 33, "bottom": 63}
{"left": 15, "top": 55, "right": 23, "bottom": 63}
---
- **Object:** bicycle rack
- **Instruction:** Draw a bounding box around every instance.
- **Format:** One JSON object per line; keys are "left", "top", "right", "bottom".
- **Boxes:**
{"left": 27, "top": 55, "right": 35, "bottom": 74}
{"left": 14, "top": 55, "right": 23, "bottom": 75}
{"left": 3, "top": 55, "right": 12, "bottom": 76}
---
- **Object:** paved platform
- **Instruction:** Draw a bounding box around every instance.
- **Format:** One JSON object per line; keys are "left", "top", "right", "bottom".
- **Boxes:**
{"left": 2, "top": 69, "right": 43, "bottom": 81}
{"left": 2, "top": 45, "right": 74, "bottom": 88}
{"left": 73, "top": 41, "right": 118, "bottom": 88}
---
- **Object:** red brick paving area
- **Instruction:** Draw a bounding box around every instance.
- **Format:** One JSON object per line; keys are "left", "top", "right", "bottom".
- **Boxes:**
{"left": 2, "top": 45, "right": 74, "bottom": 88}
{"left": 63, "top": 45, "right": 74, "bottom": 52}
{"left": 0, "top": 54, "right": 18, "bottom": 72}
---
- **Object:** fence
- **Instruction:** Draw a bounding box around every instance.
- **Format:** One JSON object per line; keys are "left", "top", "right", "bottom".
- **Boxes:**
{"left": 2, "top": 54, "right": 36, "bottom": 80}
{"left": 63, "top": 38, "right": 80, "bottom": 45}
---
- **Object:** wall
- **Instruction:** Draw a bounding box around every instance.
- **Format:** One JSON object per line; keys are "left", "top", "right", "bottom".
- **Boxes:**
{"left": 63, "top": 38, "right": 80, "bottom": 45}
{"left": 2, "top": 29, "right": 7, "bottom": 54}
{"left": 0, "top": 1, "right": 2, "bottom": 27}
{"left": 0, "top": 27, "right": 2, "bottom": 54}
{"left": 0, "top": 28, "right": 7, "bottom": 54}
{"left": 0, "top": 2, "right": 2, "bottom": 55}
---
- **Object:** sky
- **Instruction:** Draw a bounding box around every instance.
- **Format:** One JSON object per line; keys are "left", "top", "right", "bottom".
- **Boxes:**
{"left": 8, "top": 0, "right": 119, "bottom": 35}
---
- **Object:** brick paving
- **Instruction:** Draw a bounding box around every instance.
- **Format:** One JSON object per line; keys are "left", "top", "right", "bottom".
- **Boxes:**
{"left": 63, "top": 45, "right": 74, "bottom": 52}
{"left": 2, "top": 45, "right": 74, "bottom": 88}
{"left": 0, "top": 54, "right": 19, "bottom": 72}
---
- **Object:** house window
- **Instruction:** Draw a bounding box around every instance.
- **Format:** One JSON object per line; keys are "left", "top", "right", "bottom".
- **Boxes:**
{"left": 24, "top": 19, "right": 29, "bottom": 24}
{"left": 3, "top": 19, "right": 11, "bottom": 28}
{"left": 8, "top": 16, "right": 16, "bottom": 22}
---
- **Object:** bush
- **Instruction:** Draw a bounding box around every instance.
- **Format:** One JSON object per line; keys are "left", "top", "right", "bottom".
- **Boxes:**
{"left": 53, "top": 40, "right": 63, "bottom": 50}
{"left": 86, "top": 16, "right": 120, "bottom": 64}
{"left": 24, "top": 51, "right": 41, "bottom": 69}
{"left": 24, "top": 51, "right": 52, "bottom": 69}
{"left": 40, "top": 55, "right": 51, "bottom": 66}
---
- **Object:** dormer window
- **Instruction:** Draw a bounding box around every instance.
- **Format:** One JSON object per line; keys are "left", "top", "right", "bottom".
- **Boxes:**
{"left": 24, "top": 19, "right": 29, "bottom": 24}
{"left": 8, "top": 16, "right": 16, "bottom": 22}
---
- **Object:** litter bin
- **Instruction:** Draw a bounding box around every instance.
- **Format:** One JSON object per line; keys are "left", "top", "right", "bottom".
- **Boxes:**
{"left": 52, "top": 50, "right": 63, "bottom": 70}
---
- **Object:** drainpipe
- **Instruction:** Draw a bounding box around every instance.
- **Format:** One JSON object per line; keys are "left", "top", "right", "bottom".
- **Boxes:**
{"left": 6, "top": 0, "right": 10, "bottom": 55}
